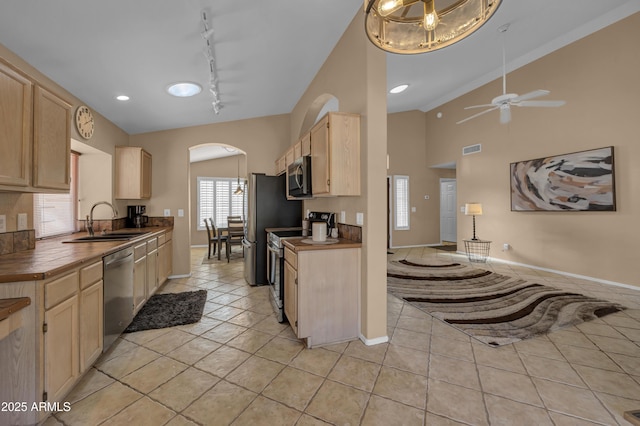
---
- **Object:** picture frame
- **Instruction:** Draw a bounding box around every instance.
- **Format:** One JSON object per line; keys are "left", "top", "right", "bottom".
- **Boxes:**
{"left": 510, "top": 146, "right": 616, "bottom": 212}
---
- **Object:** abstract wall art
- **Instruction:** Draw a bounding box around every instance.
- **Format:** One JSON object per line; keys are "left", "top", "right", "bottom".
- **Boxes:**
{"left": 510, "top": 146, "right": 615, "bottom": 211}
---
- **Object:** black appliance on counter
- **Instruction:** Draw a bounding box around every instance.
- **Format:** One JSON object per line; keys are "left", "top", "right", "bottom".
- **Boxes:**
{"left": 267, "top": 211, "right": 335, "bottom": 323}
{"left": 127, "top": 205, "right": 148, "bottom": 228}
{"left": 243, "top": 173, "right": 302, "bottom": 286}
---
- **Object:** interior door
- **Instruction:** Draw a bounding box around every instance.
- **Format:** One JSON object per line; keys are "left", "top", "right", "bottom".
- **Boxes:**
{"left": 440, "top": 179, "right": 457, "bottom": 243}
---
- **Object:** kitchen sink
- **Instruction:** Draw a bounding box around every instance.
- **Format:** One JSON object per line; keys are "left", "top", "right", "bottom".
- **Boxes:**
{"left": 64, "top": 232, "right": 151, "bottom": 243}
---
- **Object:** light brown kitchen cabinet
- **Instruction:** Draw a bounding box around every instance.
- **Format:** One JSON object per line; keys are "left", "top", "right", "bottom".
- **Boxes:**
{"left": 79, "top": 260, "right": 103, "bottom": 372}
{"left": 115, "top": 146, "right": 152, "bottom": 199}
{"left": 0, "top": 60, "right": 32, "bottom": 189}
{"left": 0, "top": 59, "right": 72, "bottom": 193}
{"left": 33, "top": 86, "right": 72, "bottom": 190}
{"left": 133, "top": 241, "right": 147, "bottom": 314}
{"left": 146, "top": 236, "right": 159, "bottom": 297}
{"left": 157, "top": 230, "right": 172, "bottom": 286}
{"left": 284, "top": 245, "right": 360, "bottom": 348}
{"left": 310, "top": 112, "right": 360, "bottom": 197}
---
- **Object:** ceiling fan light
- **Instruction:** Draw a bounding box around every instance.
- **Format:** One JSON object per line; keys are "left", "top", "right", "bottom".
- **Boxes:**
{"left": 499, "top": 105, "right": 511, "bottom": 124}
{"left": 365, "top": 0, "right": 502, "bottom": 54}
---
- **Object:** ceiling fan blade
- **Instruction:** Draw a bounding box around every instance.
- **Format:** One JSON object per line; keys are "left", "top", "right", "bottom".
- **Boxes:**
{"left": 464, "top": 103, "right": 495, "bottom": 110}
{"left": 500, "top": 105, "right": 511, "bottom": 124}
{"left": 511, "top": 89, "right": 550, "bottom": 103}
{"left": 456, "top": 106, "right": 499, "bottom": 124}
{"left": 516, "top": 100, "right": 566, "bottom": 107}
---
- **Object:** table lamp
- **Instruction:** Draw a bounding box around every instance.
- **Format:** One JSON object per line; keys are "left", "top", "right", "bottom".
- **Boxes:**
{"left": 464, "top": 203, "right": 483, "bottom": 240}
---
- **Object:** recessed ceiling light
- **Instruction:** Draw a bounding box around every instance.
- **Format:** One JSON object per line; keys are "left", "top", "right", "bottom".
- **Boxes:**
{"left": 116, "top": 95, "right": 130, "bottom": 101}
{"left": 389, "top": 84, "right": 409, "bottom": 94}
{"left": 167, "top": 82, "right": 202, "bottom": 97}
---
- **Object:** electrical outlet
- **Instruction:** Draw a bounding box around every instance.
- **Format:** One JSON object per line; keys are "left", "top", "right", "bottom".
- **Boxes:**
{"left": 178, "top": 209, "right": 184, "bottom": 217}
{"left": 503, "top": 243, "right": 510, "bottom": 251}
{"left": 164, "top": 209, "right": 171, "bottom": 217}
{"left": 356, "top": 212, "right": 364, "bottom": 225}
{"left": 340, "top": 211, "right": 346, "bottom": 223}
{"left": 411, "top": 207, "right": 416, "bottom": 212}
{"left": 17, "top": 213, "right": 27, "bottom": 231}
{"left": 424, "top": 195, "right": 430, "bottom": 200}
{"left": 0, "top": 215, "right": 6, "bottom": 233}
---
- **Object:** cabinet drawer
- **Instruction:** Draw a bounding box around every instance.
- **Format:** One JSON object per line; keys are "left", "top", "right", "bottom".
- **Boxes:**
{"left": 284, "top": 246, "right": 297, "bottom": 270}
{"left": 157, "top": 233, "right": 166, "bottom": 246}
{"left": 45, "top": 271, "right": 79, "bottom": 309}
{"left": 133, "top": 242, "right": 147, "bottom": 261}
{"left": 80, "top": 260, "right": 102, "bottom": 290}
{"left": 147, "top": 237, "right": 158, "bottom": 251}
{"left": 165, "top": 230, "right": 172, "bottom": 241}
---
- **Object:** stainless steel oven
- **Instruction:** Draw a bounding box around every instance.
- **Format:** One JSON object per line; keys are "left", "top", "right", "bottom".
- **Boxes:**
{"left": 267, "top": 229, "right": 303, "bottom": 322}
{"left": 287, "top": 156, "right": 312, "bottom": 198}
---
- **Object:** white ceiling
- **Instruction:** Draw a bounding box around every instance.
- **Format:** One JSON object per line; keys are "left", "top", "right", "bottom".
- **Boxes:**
{"left": 0, "top": 1, "right": 638, "bottom": 142}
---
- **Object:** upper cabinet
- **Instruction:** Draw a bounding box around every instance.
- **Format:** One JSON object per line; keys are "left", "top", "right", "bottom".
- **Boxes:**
{"left": 310, "top": 112, "right": 360, "bottom": 197}
{"left": 0, "top": 59, "right": 71, "bottom": 193}
{"left": 115, "top": 146, "right": 152, "bottom": 199}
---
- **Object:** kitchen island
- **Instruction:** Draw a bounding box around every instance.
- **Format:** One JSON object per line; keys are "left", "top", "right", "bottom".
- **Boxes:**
{"left": 0, "top": 226, "right": 172, "bottom": 426}
{"left": 283, "top": 237, "right": 361, "bottom": 348}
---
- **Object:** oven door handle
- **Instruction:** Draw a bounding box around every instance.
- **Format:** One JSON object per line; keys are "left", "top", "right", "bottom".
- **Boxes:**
{"left": 267, "top": 244, "right": 280, "bottom": 254}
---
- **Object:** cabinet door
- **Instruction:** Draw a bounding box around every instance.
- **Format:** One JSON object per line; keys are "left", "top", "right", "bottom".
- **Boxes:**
{"left": 146, "top": 248, "right": 158, "bottom": 297}
{"left": 133, "top": 256, "right": 147, "bottom": 314}
{"left": 284, "top": 260, "right": 298, "bottom": 336}
{"left": 300, "top": 133, "right": 311, "bottom": 157}
{"left": 141, "top": 149, "right": 152, "bottom": 198}
{"left": 44, "top": 295, "right": 79, "bottom": 404}
{"left": 157, "top": 243, "right": 168, "bottom": 287}
{"left": 310, "top": 116, "right": 330, "bottom": 196}
{"left": 79, "top": 280, "right": 103, "bottom": 372}
{"left": 0, "top": 61, "right": 32, "bottom": 188}
{"left": 33, "top": 86, "right": 71, "bottom": 191}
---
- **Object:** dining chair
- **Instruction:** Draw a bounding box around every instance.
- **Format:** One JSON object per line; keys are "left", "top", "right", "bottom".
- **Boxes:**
{"left": 208, "top": 218, "right": 227, "bottom": 260}
{"left": 203, "top": 218, "right": 215, "bottom": 259}
{"left": 226, "top": 217, "right": 244, "bottom": 262}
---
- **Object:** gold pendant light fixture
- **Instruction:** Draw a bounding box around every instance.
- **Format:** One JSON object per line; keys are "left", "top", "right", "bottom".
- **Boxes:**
{"left": 364, "top": 0, "right": 502, "bottom": 54}
{"left": 233, "top": 156, "right": 244, "bottom": 195}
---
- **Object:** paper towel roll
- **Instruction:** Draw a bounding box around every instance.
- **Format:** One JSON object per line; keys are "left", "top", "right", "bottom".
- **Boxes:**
{"left": 312, "top": 222, "right": 327, "bottom": 242}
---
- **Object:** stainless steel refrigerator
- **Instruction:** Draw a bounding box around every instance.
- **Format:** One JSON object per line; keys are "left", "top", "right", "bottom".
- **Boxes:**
{"left": 243, "top": 173, "right": 302, "bottom": 285}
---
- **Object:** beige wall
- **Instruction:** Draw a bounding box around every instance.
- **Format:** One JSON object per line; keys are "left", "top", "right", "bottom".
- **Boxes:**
{"left": 387, "top": 111, "right": 455, "bottom": 247}
{"left": 130, "top": 114, "right": 290, "bottom": 276}
{"left": 424, "top": 13, "right": 640, "bottom": 287}
{"left": 290, "top": 12, "right": 389, "bottom": 343}
{"left": 189, "top": 154, "right": 247, "bottom": 246}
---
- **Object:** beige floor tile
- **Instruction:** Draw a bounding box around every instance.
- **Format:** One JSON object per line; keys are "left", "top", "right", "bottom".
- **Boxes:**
{"left": 202, "top": 321, "right": 247, "bottom": 343}
{"left": 424, "top": 412, "right": 468, "bottom": 425}
{"left": 429, "top": 354, "right": 480, "bottom": 390}
{"left": 555, "top": 343, "right": 623, "bottom": 372}
{"left": 471, "top": 342, "right": 527, "bottom": 374}
{"left": 164, "top": 414, "right": 199, "bottom": 426}
{"left": 547, "top": 411, "right": 603, "bottom": 425}
{"left": 255, "top": 336, "right": 305, "bottom": 364}
{"left": 295, "top": 414, "right": 332, "bottom": 425}
{"left": 484, "top": 394, "right": 553, "bottom": 426}
{"left": 477, "top": 365, "right": 543, "bottom": 406}
{"left": 175, "top": 316, "right": 223, "bottom": 335}
{"left": 513, "top": 336, "right": 565, "bottom": 360}
{"left": 142, "top": 329, "right": 196, "bottom": 354}
{"left": 430, "top": 319, "right": 472, "bottom": 342}
{"left": 533, "top": 378, "right": 616, "bottom": 424}
{"left": 327, "top": 355, "right": 381, "bottom": 392}
{"left": 601, "top": 313, "right": 640, "bottom": 329}
{"left": 120, "top": 356, "right": 188, "bottom": 393}
{"left": 547, "top": 329, "right": 599, "bottom": 349}
{"left": 182, "top": 380, "right": 257, "bottom": 426}
{"left": 390, "top": 327, "right": 430, "bottom": 352}
{"left": 290, "top": 347, "right": 341, "bottom": 377}
{"left": 618, "top": 326, "right": 640, "bottom": 342}
{"left": 343, "top": 339, "right": 388, "bottom": 364}
{"left": 251, "top": 315, "right": 290, "bottom": 335}
{"left": 225, "top": 355, "right": 285, "bottom": 393}
{"left": 231, "top": 395, "right": 301, "bottom": 426}
{"left": 383, "top": 343, "right": 429, "bottom": 376}
{"left": 64, "top": 367, "right": 114, "bottom": 404}
{"left": 100, "top": 396, "right": 175, "bottom": 426}
{"left": 588, "top": 334, "right": 640, "bottom": 356}
{"left": 519, "top": 353, "right": 586, "bottom": 387}
{"left": 96, "top": 345, "right": 161, "bottom": 379}
{"left": 426, "top": 379, "right": 489, "bottom": 426}
{"left": 429, "top": 334, "right": 474, "bottom": 362}
{"left": 227, "top": 310, "right": 268, "bottom": 328}
{"left": 149, "top": 367, "right": 219, "bottom": 412}
{"left": 195, "top": 345, "right": 251, "bottom": 378}
{"left": 361, "top": 395, "right": 425, "bottom": 426}
{"left": 166, "top": 336, "right": 222, "bottom": 364}
{"left": 395, "top": 315, "right": 433, "bottom": 334}
{"left": 576, "top": 320, "right": 625, "bottom": 339}
{"left": 226, "top": 328, "right": 274, "bottom": 353}
{"left": 262, "top": 366, "right": 324, "bottom": 411}
{"left": 373, "top": 366, "right": 428, "bottom": 409}
{"left": 95, "top": 337, "right": 139, "bottom": 365}
{"left": 305, "top": 380, "right": 370, "bottom": 426}
{"left": 594, "top": 391, "right": 640, "bottom": 426}
{"left": 56, "top": 381, "right": 143, "bottom": 426}
{"left": 40, "top": 415, "right": 63, "bottom": 426}
{"left": 205, "top": 305, "right": 244, "bottom": 321}
{"left": 608, "top": 351, "right": 640, "bottom": 376}
{"left": 573, "top": 364, "right": 640, "bottom": 398}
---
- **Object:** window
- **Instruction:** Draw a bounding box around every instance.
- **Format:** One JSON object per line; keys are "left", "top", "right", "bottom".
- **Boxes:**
{"left": 197, "top": 177, "right": 244, "bottom": 230}
{"left": 34, "top": 152, "right": 79, "bottom": 238}
{"left": 394, "top": 175, "right": 410, "bottom": 230}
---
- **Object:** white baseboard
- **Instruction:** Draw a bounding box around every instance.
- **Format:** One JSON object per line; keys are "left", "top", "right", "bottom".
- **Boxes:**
{"left": 167, "top": 273, "right": 191, "bottom": 279}
{"left": 359, "top": 334, "right": 389, "bottom": 346}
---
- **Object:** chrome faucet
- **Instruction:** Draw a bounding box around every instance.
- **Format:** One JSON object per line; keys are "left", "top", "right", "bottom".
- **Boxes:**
{"left": 87, "top": 201, "right": 118, "bottom": 236}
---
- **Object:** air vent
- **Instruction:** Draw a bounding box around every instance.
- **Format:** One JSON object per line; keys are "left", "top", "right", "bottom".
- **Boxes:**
{"left": 463, "top": 144, "right": 482, "bottom": 156}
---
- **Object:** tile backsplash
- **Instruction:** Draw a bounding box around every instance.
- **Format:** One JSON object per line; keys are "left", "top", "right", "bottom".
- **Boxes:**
{"left": 0, "top": 230, "right": 36, "bottom": 255}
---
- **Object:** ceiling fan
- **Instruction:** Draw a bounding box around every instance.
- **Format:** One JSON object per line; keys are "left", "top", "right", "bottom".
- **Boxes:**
{"left": 457, "top": 24, "right": 566, "bottom": 125}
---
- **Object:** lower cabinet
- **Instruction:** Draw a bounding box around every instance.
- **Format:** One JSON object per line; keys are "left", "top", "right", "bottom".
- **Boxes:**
{"left": 133, "top": 241, "right": 147, "bottom": 314}
{"left": 284, "top": 246, "right": 360, "bottom": 348}
{"left": 157, "top": 230, "right": 173, "bottom": 286}
{"left": 79, "top": 279, "right": 103, "bottom": 372}
{"left": 146, "top": 237, "right": 159, "bottom": 298}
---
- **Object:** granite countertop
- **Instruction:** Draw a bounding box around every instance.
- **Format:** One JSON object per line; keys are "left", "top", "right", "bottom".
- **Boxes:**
{"left": 283, "top": 237, "right": 362, "bottom": 252}
{"left": 0, "top": 227, "right": 172, "bottom": 283}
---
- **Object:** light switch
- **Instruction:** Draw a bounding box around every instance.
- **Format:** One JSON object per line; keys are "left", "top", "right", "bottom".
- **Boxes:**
{"left": 178, "top": 209, "right": 184, "bottom": 217}
{"left": 17, "top": 213, "right": 27, "bottom": 231}
{"left": 164, "top": 209, "right": 171, "bottom": 217}
{"left": 356, "top": 212, "right": 364, "bottom": 225}
{"left": 411, "top": 207, "right": 416, "bottom": 213}
{"left": 340, "top": 211, "right": 346, "bottom": 223}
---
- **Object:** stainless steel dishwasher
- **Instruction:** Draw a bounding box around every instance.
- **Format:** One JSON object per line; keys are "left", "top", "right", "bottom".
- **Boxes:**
{"left": 103, "top": 247, "right": 134, "bottom": 351}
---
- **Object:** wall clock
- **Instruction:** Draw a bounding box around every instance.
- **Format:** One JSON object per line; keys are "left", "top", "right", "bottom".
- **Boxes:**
{"left": 75, "top": 105, "right": 95, "bottom": 140}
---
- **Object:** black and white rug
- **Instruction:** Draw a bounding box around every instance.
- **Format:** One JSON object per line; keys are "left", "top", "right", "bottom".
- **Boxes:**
{"left": 387, "top": 259, "right": 626, "bottom": 346}
{"left": 124, "top": 290, "right": 207, "bottom": 333}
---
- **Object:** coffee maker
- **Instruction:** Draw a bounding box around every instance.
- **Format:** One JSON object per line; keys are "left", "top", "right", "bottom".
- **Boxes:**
{"left": 127, "top": 205, "right": 148, "bottom": 228}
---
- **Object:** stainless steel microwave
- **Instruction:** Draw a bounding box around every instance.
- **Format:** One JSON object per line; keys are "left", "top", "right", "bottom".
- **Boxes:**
{"left": 288, "top": 156, "right": 312, "bottom": 198}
